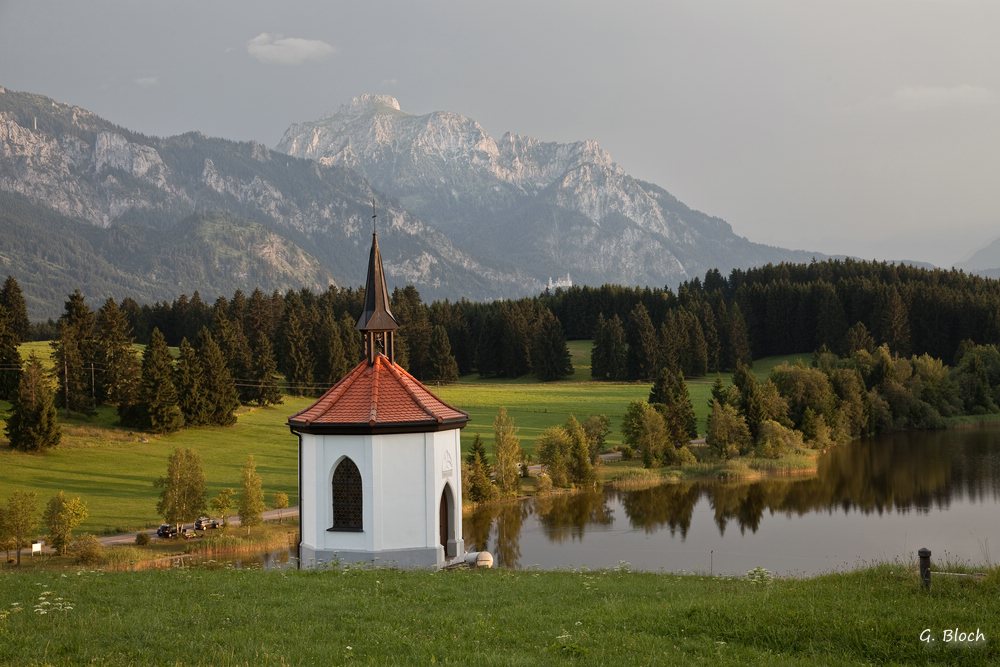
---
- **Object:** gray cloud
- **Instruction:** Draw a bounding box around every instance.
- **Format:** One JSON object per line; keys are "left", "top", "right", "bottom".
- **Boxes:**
{"left": 134, "top": 76, "right": 159, "bottom": 88}
{"left": 246, "top": 33, "right": 334, "bottom": 65}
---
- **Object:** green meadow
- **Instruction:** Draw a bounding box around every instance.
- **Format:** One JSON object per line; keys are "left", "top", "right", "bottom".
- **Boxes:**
{"left": 1, "top": 339, "right": 801, "bottom": 535}
{"left": 0, "top": 565, "right": 997, "bottom": 665}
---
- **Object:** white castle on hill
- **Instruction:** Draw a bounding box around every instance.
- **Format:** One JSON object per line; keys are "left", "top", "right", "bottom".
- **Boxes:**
{"left": 547, "top": 274, "right": 572, "bottom": 291}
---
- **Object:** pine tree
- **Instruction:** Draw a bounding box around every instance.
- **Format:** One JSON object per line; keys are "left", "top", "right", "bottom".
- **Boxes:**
{"left": 246, "top": 288, "right": 275, "bottom": 344}
{"left": 249, "top": 331, "right": 282, "bottom": 406}
{"left": 732, "top": 362, "right": 767, "bottom": 440}
{"left": 700, "top": 301, "right": 721, "bottom": 373}
{"left": 0, "top": 276, "right": 29, "bottom": 340}
{"left": 845, "top": 321, "right": 876, "bottom": 354}
{"left": 814, "top": 282, "right": 848, "bottom": 353}
{"left": 0, "top": 305, "right": 22, "bottom": 400}
{"left": 727, "top": 303, "right": 752, "bottom": 368}
{"left": 682, "top": 308, "right": 709, "bottom": 377}
{"left": 237, "top": 455, "right": 265, "bottom": 529}
{"left": 497, "top": 303, "right": 531, "bottom": 378}
{"left": 313, "top": 311, "right": 347, "bottom": 386}
{"left": 878, "top": 287, "right": 911, "bottom": 355}
{"left": 196, "top": 328, "right": 239, "bottom": 426}
{"left": 591, "top": 314, "right": 628, "bottom": 381}
{"left": 339, "top": 312, "right": 362, "bottom": 365}
{"left": 493, "top": 407, "right": 522, "bottom": 497}
{"left": 5, "top": 354, "right": 61, "bottom": 451}
{"left": 649, "top": 367, "right": 698, "bottom": 442}
{"left": 139, "top": 328, "right": 184, "bottom": 433}
{"left": 212, "top": 311, "right": 253, "bottom": 402}
{"left": 322, "top": 315, "right": 349, "bottom": 384}
{"left": 530, "top": 310, "right": 573, "bottom": 381}
{"left": 627, "top": 303, "right": 659, "bottom": 380}
{"left": 465, "top": 436, "right": 497, "bottom": 504}
{"left": 52, "top": 326, "right": 90, "bottom": 413}
{"left": 175, "top": 338, "right": 210, "bottom": 426}
{"left": 94, "top": 298, "right": 140, "bottom": 407}
{"left": 392, "top": 286, "right": 433, "bottom": 378}
{"left": 281, "top": 302, "right": 314, "bottom": 396}
{"left": 426, "top": 325, "right": 459, "bottom": 384}
{"left": 52, "top": 291, "right": 97, "bottom": 414}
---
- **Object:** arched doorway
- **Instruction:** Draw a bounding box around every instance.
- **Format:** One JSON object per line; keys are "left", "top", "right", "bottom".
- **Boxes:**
{"left": 331, "top": 457, "right": 362, "bottom": 531}
{"left": 439, "top": 484, "right": 455, "bottom": 557}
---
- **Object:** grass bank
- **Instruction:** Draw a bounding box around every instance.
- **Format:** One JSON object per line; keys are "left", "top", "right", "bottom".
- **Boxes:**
{"left": 0, "top": 565, "right": 997, "bottom": 665}
{"left": 0, "top": 399, "right": 309, "bottom": 534}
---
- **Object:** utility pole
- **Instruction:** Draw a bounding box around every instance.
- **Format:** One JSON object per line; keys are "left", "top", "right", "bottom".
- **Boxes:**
{"left": 63, "top": 356, "right": 70, "bottom": 416}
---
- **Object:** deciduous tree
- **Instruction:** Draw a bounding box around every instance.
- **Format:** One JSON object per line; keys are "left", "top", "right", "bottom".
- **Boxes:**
{"left": 492, "top": 408, "right": 522, "bottom": 497}
{"left": 155, "top": 448, "right": 207, "bottom": 528}
{"left": 43, "top": 491, "right": 88, "bottom": 556}
{"left": 211, "top": 488, "right": 236, "bottom": 527}
{"left": 238, "top": 455, "right": 265, "bottom": 529}
{"left": 2, "top": 490, "right": 38, "bottom": 566}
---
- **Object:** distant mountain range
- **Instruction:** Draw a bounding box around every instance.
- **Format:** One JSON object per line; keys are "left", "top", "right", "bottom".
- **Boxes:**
{"left": 278, "top": 94, "right": 823, "bottom": 291}
{"left": 957, "top": 236, "right": 1000, "bottom": 278}
{"left": 2, "top": 87, "right": 823, "bottom": 319}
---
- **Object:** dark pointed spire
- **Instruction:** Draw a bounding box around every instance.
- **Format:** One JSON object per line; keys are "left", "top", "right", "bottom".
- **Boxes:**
{"left": 356, "top": 231, "right": 399, "bottom": 333}
{"left": 356, "top": 201, "right": 398, "bottom": 365}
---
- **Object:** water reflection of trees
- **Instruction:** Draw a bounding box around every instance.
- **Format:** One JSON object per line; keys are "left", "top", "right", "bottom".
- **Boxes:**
{"left": 465, "top": 428, "right": 1000, "bottom": 553}
{"left": 534, "top": 489, "right": 612, "bottom": 543}
{"left": 464, "top": 501, "right": 529, "bottom": 568}
{"left": 617, "top": 483, "right": 700, "bottom": 537}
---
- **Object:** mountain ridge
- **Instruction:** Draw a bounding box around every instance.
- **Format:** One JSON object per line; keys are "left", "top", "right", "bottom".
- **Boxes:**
{"left": 277, "top": 94, "right": 824, "bottom": 288}
{"left": 4, "top": 86, "right": 829, "bottom": 319}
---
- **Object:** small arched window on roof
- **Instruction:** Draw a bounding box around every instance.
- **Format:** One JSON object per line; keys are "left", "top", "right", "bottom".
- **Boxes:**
{"left": 331, "top": 457, "right": 362, "bottom": 532}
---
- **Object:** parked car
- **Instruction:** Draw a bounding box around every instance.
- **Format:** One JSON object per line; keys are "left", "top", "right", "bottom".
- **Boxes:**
{"left": 181, "top": 528, "right": 198, "bottom": 540}
{"left": 156, "top": 524, "right": 178, "bottom": 538}
{"left": 195, "top": 517, "right": 221, "bottom": 530}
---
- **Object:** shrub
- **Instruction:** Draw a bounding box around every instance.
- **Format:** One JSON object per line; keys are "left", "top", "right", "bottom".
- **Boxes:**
{"left": 135, "top": 532, "right": 150, "bottom": 546}
{"left": 535, "top": 472, "right": 553, "bottom": 495}
{"left": 755, "top": 420, "right": 804, "bottom": 459}
{"left": 69, "top": 534, "right": 103, "bottom": 564}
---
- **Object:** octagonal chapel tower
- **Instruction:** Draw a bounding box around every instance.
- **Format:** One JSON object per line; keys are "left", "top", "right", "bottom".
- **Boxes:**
{"left": 288, "top": 231, "right": 469, "bottom": 568}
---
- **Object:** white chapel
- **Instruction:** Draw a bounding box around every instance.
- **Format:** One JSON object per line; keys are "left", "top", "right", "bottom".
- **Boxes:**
{"left": 288, "top": 231, "right": 469, "bottom": 567}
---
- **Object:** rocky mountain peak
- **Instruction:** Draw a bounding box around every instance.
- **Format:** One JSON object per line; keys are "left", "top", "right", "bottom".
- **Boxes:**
{"left": 345, "top": 93, "right": 401, "bottom": 113}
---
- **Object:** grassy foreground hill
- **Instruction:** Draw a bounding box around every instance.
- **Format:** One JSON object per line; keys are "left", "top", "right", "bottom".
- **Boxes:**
{"left": 1, "top": 565, "right": 997, "bottom": 665}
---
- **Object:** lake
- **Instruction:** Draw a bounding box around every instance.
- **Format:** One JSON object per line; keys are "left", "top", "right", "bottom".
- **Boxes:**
{"left": 464, "top": 425, "right": 1000, "bottom": 575}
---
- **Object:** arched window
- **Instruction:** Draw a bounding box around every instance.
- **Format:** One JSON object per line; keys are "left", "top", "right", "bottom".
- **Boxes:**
{"left": 331, "top": 457, "right": 362, "bottom": 531}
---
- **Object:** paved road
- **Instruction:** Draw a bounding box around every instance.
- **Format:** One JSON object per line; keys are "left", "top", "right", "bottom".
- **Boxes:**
{"left": 15, "top": 507, "right": 301, "bottom": 557}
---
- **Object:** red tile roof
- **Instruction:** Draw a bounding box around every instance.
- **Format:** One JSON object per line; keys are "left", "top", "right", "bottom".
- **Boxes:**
{"left": 288, "top": 354, "right": 469, "bottom": 435}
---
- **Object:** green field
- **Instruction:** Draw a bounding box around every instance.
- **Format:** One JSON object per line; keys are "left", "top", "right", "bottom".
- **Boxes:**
{"left": 0, "top": 565, "right": 996, "bottom": 665}
{"left": 1, "top": 339, "right": 802, "bottom": 534}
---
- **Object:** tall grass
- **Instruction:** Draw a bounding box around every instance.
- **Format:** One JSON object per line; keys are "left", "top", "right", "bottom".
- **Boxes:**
{"left": 0, "top": 565, "right": 996, "bottom": 665}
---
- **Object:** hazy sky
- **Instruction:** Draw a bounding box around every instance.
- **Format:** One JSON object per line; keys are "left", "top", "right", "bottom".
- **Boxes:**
{"left": 1, "top": 0, "right": 998, "bottom": 266}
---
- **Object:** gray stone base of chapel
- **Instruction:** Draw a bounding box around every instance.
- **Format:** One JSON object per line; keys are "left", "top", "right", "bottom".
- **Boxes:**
{"left": 299, "top": 541, "right": 465, "bottom": 569}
